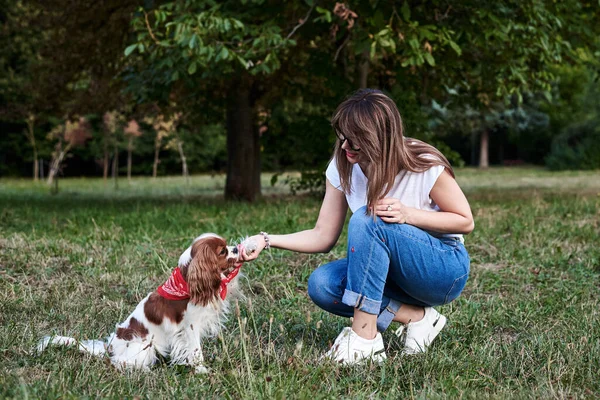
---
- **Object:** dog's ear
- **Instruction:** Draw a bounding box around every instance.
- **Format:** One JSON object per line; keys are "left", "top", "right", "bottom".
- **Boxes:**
{"left": 187, "top": 238, "right": 224, "bottom": 306}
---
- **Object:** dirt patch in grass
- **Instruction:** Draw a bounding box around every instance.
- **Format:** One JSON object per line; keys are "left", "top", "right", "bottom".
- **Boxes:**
{"left": 473, "top": 262, "right": 507, "bottom": 271}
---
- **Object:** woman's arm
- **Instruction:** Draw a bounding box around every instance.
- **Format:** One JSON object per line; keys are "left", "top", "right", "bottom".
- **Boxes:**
{"left": 242, "top": 180, "right": 348, "bottom": 260}
{"left": 375, "top": 170, "right": 474, "bottom": 234}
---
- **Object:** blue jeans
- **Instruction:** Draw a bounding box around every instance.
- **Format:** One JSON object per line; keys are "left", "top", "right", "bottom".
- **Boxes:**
{"left": 308, "top": 206, "right": 470, "bottom": 332}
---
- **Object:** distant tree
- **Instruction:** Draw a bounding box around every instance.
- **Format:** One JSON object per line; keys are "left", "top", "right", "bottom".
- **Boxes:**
{"left": 123, "top": 119, "right": 143, "bottom": 181}
{"left": 102, "top": 111, "right": 125, "bottom": 183}
{"left": 1, "top": 0, "right": 143, "bottom": 178}
{"left": 144, "top": 113, "right": 180, "bottom": 179}
{"left": 47, "top": 117, "right": 92, "bottom": 187}
{"left": 22, "top": 114, "right": 39, "bottom": 180}
{"left": 26, "top": 0, "right": 141, "bottom": 116}
{"left": 162, "top": 113, "right": 189, "bottom": 180}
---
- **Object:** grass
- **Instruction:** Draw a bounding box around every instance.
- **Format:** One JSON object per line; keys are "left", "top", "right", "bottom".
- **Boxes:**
{"left": 1, "top": 167, "right": 599, "bottom": 399}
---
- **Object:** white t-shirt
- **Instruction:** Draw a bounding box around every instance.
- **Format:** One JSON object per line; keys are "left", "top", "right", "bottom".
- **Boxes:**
{"left": 326, "top": 157, "right": 464, "bottom": 242}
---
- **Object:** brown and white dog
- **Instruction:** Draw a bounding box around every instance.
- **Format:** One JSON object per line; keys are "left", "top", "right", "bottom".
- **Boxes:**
{"left": 38, "top": 233, "right": 249, "bottom": 373}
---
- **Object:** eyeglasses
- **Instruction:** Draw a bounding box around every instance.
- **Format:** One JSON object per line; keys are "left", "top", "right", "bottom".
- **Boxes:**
{"left": 335, "top": 131, "right": 361, "bottom": 152}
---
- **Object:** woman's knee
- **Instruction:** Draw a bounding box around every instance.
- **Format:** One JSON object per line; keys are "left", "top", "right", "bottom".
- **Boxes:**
{"left": 307, "top": 268, "right": 326, "bottom": 300}
{"left": 307, "top": 262, "right": 345, "bottom": 305}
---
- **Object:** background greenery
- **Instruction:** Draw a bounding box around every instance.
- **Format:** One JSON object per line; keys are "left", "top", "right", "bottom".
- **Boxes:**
{"left": 2, "top": 1, "right": 600, "bottom": 191}
{"left": 1, "top": 170, "right": 599, "bottom": 398}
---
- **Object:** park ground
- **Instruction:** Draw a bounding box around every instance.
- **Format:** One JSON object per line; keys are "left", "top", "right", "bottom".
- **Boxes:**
{"left": 1, "top": 167, "right": 599, "bottom": 399}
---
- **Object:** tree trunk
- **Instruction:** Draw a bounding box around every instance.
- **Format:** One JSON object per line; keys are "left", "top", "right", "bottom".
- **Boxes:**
{"left": 153, "top": 135, "right": 161, "bottom": 178}
{"left": 32, "top": 147, "right": 39, "bottom": 181}
{"left": 225, "top": 75, "right": 260, "bottom": 201}
{"left": 25, "top": 117, "right": 38, "bottom": 181}
{"left": 112, "top": 142, "right": 119, "bottom": 189}
{"left": 47, "top": 142, "right": 71, "bottom": 186}
{"left": 177, "top": 139, "right": 189, "bottom": 180}
{"left": 358, "top": 50, "right": 370, "bottom": 89}
{"left": 103, "top": 139, "right": 109, "bottom": 182}
{"left": 479, "top": 129, "right": 489, "bottom": 168}
{"left": 127, "top": 136, "right": 133, "bottom": 182}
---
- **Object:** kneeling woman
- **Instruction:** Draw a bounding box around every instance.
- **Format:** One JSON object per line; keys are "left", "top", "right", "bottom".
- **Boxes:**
{"left": 243, "top": 89, "right": 474, "bottom": 364}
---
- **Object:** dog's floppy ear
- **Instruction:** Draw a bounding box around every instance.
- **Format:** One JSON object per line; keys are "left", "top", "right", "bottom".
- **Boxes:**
{"left": 187, "top": 238, "right": 224, "bottom": 306}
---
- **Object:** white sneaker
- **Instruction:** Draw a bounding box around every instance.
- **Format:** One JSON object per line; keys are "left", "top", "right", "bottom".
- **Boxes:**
{"left": 322, "top": 327, "right": 387, "bottom": 365}
{"left": 399, "top": 307, "right": 447, "bottom": 354}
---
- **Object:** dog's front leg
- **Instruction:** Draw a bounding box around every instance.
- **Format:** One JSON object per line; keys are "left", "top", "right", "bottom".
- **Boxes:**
{"left": 178, "top": 328, "right": 209, "bottom": 373}
{"left": 188, "top": 345, "right": 209, "bottom": 374}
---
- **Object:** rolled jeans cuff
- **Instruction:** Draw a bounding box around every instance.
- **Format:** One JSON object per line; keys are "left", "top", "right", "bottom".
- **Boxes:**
{"left": 342, "top": 289, "right": 381, "bottom": 315}
{"left": 376, "top": 298, "right": 402, "bottom": 332}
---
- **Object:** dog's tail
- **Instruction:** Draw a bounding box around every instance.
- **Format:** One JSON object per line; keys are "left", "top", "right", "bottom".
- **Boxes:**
{"left": 37, "top": 335, "right": 107, "bottom": 356}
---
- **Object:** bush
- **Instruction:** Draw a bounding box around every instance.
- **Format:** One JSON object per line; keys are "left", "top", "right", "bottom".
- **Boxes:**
{"left": 545, "top": 119, "right": 600, "bottom": 170}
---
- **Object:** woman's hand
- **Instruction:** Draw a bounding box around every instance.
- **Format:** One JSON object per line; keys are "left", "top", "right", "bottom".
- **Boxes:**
{"left": 374, "top": 198, "right": 412, "bottom": 224}
{"left": 240, "top": 234, "right": 268, "bottom": 262}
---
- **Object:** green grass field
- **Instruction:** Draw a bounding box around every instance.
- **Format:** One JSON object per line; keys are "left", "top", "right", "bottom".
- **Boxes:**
{"left": 1, "top": 168, "right": 599, "bottom": 399}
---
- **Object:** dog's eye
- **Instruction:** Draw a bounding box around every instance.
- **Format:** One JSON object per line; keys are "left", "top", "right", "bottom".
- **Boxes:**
{"left": 219, "top": 248, "right": 227, "bottom": 256}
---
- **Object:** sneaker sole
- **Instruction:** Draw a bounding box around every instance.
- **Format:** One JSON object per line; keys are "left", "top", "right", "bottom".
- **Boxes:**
{"left": 340, "top": 350, "right": 387, "bottom": 366}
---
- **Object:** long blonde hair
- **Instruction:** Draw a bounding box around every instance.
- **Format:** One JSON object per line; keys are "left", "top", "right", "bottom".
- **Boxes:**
{"left": 331, "top": 89, "right": 454, "bottom": 213}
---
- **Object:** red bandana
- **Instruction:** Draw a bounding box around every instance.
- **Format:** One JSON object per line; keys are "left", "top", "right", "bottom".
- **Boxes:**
{"left": 157, "top": 264, "right": 243, "bottom": 302}
{"left": 219, "top": 263, "right": 242, "bottom": 300}
{"left": 157, "top": 267, "right": 189, "bottom": 300}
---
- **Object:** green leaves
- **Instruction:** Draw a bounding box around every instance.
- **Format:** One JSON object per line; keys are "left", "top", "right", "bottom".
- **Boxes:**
{"left": 128, "top": 1, "right": 303, "bottom": 78}
{"left": 124, "top": 44, "right": 138, "bottom": 57}
{"left": 401, "top": 1, "right": 411, "bottom": 21}
{"left": 449, "top": 40, "right": 462, "bottom": 56}
{"left": 424, "top": 52, "right": 435, "bottom": 66}
{"left": 314, "top": 6, "right": 332, "bottom": 23}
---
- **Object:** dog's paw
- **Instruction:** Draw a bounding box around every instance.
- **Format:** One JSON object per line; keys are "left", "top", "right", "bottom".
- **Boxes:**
{"left": 193, "top": 364, "right": 209, "bottom": 374}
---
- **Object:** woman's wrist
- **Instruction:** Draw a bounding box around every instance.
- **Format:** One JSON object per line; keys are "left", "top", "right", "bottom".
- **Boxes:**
{"left": 259, "top": 231, "right": 271, "bottom": 250}
{"left": 403, "top": 207, "right": 416, "bottom": 225}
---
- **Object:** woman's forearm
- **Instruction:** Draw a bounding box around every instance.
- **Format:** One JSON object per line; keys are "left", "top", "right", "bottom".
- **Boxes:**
{"left": 406, "top": 209, "right": 474, "bottom": 234}
{"left": 269, "top": 228, "right": 339, "bottom": 253}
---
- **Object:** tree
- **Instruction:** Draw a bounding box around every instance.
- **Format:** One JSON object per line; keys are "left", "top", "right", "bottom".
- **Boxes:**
{"left": 102, "top": 111, "right": 125, "bottom": 183}
{"left": 144, "top": 112, "right": 181, "bottom": 179}
{"left": 46, "top": 117, "right": 91, "bottom": 186}
{"left": 123, "top": 119, "right": 143, "bottom": 181}
{"left": 127, "top": 1, "right": 318, "bottom": 200}
{"left": 335, "top": 1, "right": 600, "bottom": 168}
{"left": 163, "top": 113, "right": 189, "bottom": 180}
{"left": 1, "top": 0, "right": 144, "bottom": 178}
{"left": 23, "top": 114, "right": 39, "bottom": 180}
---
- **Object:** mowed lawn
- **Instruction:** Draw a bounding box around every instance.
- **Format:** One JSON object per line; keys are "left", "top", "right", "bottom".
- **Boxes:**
{"left": 1, "top": 168, "right": 599, "bottom": 399}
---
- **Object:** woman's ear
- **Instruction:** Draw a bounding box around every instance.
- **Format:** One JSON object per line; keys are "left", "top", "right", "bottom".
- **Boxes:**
{"left": 187, "top": 242, "right": 222, "bottom": 306}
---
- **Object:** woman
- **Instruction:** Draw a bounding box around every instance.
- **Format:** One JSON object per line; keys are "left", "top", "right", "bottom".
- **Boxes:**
{"left": 243, "top": 89, "right": 473, "bottom": 364}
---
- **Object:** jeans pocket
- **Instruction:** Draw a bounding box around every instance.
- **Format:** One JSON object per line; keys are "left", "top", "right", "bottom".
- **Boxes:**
{"left": 444, "top": 272, "right": 469, "bottom": 304}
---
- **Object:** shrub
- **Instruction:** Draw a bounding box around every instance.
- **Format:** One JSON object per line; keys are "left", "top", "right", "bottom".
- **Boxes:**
{"left": 545, "top": 119, "right": 600, "bottom": 170}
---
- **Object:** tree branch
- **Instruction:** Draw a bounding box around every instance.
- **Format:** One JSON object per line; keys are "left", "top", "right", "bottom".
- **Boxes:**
{"left": 144, "top": 10, "right": 161, "bottom": 45}
{"left": 333, "top": 34, "right": 350, "bottom": 62}
{"left": 286, "top": 3, "right": 316, "bottom": 41}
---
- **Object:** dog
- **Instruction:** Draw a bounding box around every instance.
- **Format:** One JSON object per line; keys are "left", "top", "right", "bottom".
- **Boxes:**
{"left": 38, "top": 233, "right": 253, "bottom": 373}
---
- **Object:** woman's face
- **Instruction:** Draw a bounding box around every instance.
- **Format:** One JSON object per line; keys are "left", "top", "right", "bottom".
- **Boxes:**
{"left": 341, "top": 138, "right": 361, "bottom": 164}
{"left": 336, "top": 131, "right": 363, "bottom": 164}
